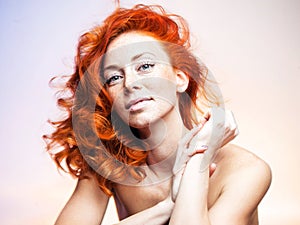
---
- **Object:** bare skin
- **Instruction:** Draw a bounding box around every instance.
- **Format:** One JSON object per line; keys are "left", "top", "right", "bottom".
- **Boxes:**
{"left": 55, "top": 144, "right": 271, "bottom": 225}
{"left": 113, "top": 144, "right": 271, "bottom": 224}
{"left": 54, "top": 32, "right": 272, "bottom": 225}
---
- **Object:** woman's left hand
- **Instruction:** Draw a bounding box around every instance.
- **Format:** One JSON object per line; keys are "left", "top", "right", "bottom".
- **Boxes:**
{"left": 172, "top": 107, "right": 238, "bottom": 201}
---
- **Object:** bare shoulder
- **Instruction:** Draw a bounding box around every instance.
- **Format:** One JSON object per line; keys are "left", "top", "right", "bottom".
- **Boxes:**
{"left": 215, "top": 143, "right": 272, "bottom": 181}
{"left": 216, "top": 144, "right": 272, "bottom": 191}
{"left": 209, "top": 144, "right": 272, "bottom": 224}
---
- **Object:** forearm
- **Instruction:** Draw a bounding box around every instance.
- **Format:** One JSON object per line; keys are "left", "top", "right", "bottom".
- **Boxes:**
{"left": 114, "top": 197, "right": 174, "bottom": 225}
{"left": 55, "top": 177, "right": 110, "bottom": 225}
{"left": 169, "top": 154, "right": 211, "bottom": 225}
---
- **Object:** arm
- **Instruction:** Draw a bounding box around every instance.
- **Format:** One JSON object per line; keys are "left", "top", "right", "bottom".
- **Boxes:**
{"left": 169, "top": 107, "right": 231, "bottom": 224}
{"left": 172, "top": 108, "right": 237, "bottom": 201}
{"left": 56, "top": 173, "right": 174, "bottom": 225}
{"left": 169, "top": 108, "right": 271, "bottom": 225}
{"left": 114, "top": 195, "right": 174, "bottom": 225}
{"left": 112, "top": 110, "right": 224, "bottom": 225}
{"left": 170, "top": 146, "right": 272, "bottom": 225}
{"left": 55, "top": 173, "right": 109, "bottom": 225}
{"left": 170, "top": 154, "right": 211, "bottom": 225}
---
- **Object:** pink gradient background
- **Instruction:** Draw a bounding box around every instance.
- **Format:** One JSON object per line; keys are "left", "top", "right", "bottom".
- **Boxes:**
{"left": 0, "top": 0, "right": 299, "bottom": 224}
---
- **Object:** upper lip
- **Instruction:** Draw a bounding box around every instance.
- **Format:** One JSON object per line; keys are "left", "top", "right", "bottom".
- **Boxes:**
{"left": 125, "top": 96, "right": 153, "bottom": 109}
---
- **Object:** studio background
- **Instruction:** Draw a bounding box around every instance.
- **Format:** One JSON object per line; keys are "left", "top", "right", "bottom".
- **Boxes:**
{"left": 0, "top": 0, "right": 299, "bottom": 224}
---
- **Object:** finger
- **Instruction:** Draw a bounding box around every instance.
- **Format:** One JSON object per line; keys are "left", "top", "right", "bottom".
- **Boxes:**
{"left": 188, "top": 119, "right": 213, "bottom": 153}
{"left": 199, "top": 110, "right": 211, "bottom": 126}
{"left": 179, "top": 125, "right": 203, "bottom": 148}
{"left": 173, "top": 143, "right": 207, "bottom": 174}
{"left": 174, "top": 126, "right": 202, "bottom": 172}
{"left": 229, "top": 111, "right": 239, "bottom": 137}
{"left": 221, "top": 126, "right": 238, "bottom": 147}
{"left": 199, "top": 147, "right": 218, "bottom": 172}
{"left": 209, "top": 163, "right": 217, "bottom": 177}
{"left": 220, "top": 110, "right": 239, "bottom": 147}
{"left": 188, "top": 146, "right": 208, "bottom": 157}
{"left": 226, "top": 110, "right": 237, "bottom": 130}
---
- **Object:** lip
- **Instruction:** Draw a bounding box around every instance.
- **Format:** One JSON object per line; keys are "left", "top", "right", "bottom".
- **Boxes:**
{"left": 125, "top": 97, "right": 153, "bottom": 111}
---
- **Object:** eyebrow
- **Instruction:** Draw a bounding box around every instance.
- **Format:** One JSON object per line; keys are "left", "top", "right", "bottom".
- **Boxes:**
{"left": 132, "top": 52, "right": 155, "bottom": 61}
{"left": 104, "top": 52, "right": 155, "bottom": 71}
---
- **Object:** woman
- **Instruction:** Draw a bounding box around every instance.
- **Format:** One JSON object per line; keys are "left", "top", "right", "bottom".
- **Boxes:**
{"left": 44, "top": 4, "right": 272, "bottom": 225}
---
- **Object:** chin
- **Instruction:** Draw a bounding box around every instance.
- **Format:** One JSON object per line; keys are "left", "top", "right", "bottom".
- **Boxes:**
{"left": 128, "top": 118, "right": 152, "bottom": 129}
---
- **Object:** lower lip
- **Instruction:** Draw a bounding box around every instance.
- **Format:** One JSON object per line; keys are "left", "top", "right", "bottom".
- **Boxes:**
{"left": 129, "top": 100, "right": 152, "bottom": 112}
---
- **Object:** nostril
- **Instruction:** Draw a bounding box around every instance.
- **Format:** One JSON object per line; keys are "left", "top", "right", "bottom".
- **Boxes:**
{"left": 124, "top": 86, "right": 130, "bottom": 95}
{"left": 124, "top": 81, "right": 142, "bottom": 95}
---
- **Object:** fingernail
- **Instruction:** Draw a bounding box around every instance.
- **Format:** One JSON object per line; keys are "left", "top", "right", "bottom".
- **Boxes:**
{"left": 200, "top": 144, "right": 208, "bottom": 149}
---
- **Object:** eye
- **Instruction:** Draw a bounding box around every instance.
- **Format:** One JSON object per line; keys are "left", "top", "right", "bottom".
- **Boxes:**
{"left": 137, "top": 61, "right": 155, "bottom": 73}
{"left": 105, "top": 73, "right": 124, "bottom": 86}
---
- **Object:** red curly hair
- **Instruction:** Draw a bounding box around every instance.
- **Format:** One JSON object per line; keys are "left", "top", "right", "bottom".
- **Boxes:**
{"left": 43, "top": 4, "right": 219, "bottom": 196}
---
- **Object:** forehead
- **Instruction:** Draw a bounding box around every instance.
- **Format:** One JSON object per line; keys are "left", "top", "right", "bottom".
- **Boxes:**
{"left": 104, "top": 32, "right": 170, "bottom": 66}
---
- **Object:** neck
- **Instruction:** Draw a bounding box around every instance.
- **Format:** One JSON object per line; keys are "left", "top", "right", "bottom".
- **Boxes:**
{"left": 137, "top": 108, "right": 189, "bottom": 166}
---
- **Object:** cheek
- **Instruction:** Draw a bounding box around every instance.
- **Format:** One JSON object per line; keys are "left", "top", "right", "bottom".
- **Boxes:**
{"left": 111, "top": 95, "right": 129, "bottom": 123}
{"left": 146, "top": 77, "right": 177, "bottom": 105}
{"left": 107, "top": 87, "right": 126, "bottom": 115}
{"left": 107, "top": 86, "right": 121, "bottom": 103}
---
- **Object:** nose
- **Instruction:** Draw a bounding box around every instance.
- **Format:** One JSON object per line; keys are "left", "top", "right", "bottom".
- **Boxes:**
{"left": 123, "top": 67, "right": 142, "bottom": 94}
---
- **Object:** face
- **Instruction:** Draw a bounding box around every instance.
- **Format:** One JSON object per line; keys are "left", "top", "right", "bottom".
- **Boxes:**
{"left": 103, "top": 32, "right": 186, "bottom": 129}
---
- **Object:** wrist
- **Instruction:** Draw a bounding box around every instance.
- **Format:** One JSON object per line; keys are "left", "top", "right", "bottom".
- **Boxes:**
{"left": 183, "top": 154, "right": 210, "bottom": 189}
{"left": 186, "top": 154, "right": 205, "bottom": 170}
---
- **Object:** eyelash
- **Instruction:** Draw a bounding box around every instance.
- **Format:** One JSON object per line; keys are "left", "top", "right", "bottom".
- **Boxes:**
{"left": 136, "top": 61, "right": 155, "bottom": 72}
{"left": 105, "top": 73, "right": 123, "bottom": 86}
{"left": 104, "top": 61, "right": 156, "bottom": 86}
